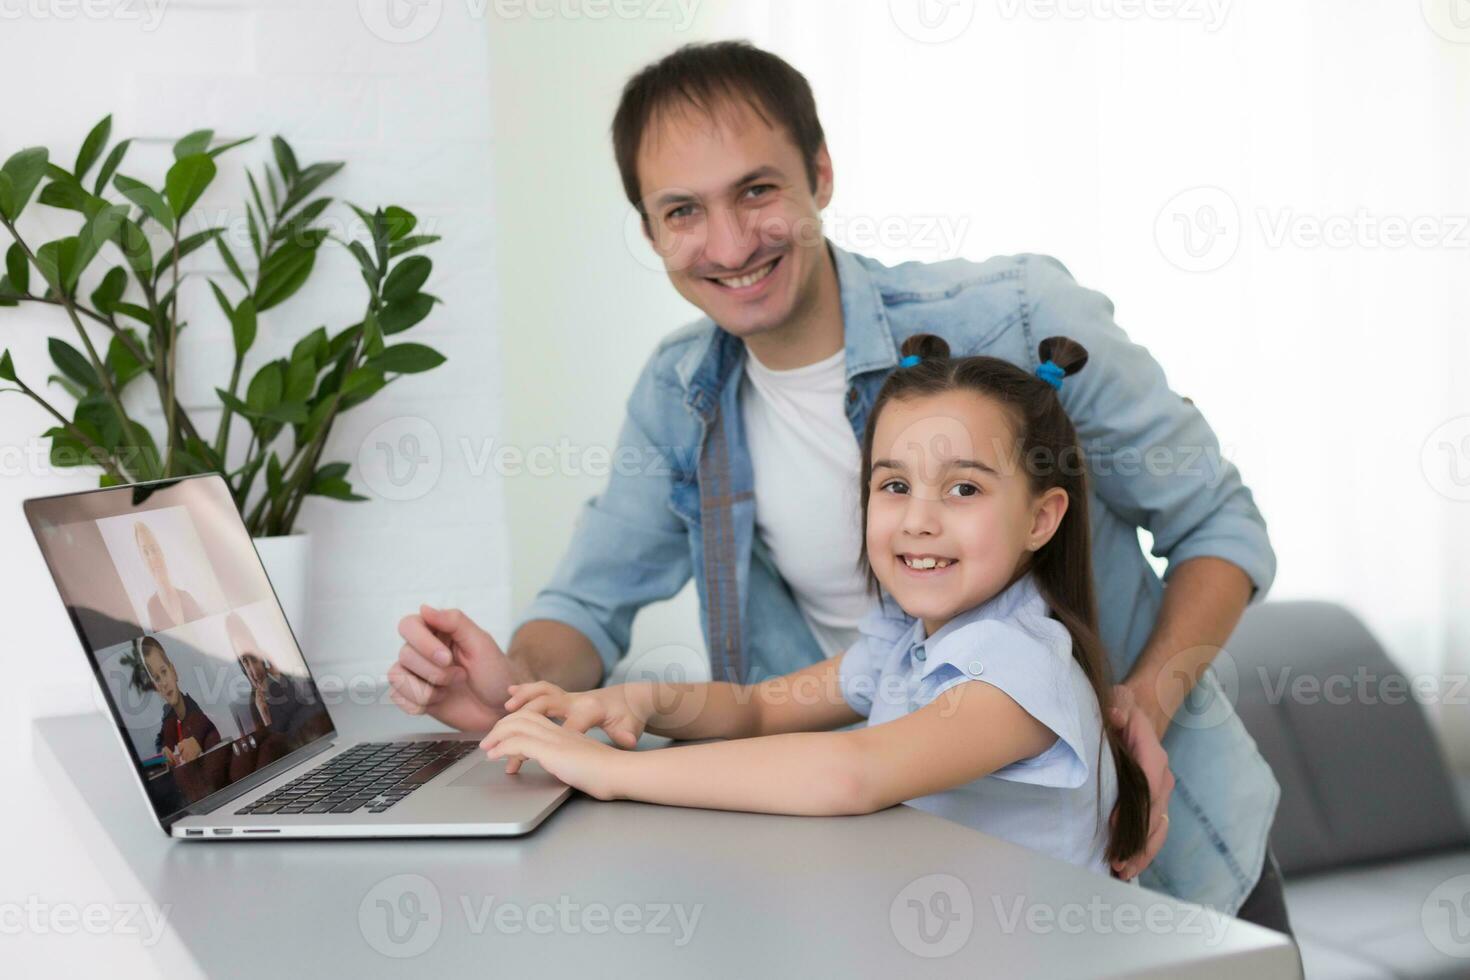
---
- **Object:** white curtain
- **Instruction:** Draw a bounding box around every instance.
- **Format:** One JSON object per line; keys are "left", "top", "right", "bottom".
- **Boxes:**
{"left": 746, "top": 1, "right": 1470, "bottom": 751}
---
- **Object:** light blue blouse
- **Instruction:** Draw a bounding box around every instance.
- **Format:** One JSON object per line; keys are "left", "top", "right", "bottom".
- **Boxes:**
{"left": 838, "top": 571, "right": 1118, "bottom": 875}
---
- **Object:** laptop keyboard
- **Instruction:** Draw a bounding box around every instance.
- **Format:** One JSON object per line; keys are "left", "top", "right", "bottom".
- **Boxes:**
{"left": 235, "top": 739, "right": 478, "bottom": 817}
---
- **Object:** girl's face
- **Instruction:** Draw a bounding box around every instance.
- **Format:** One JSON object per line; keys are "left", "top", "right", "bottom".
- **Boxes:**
{"left": 865, "top": 389, "right": 1068, "bottom": 636}
{"left": 144, "top": 647, "right": 179, "bottom": 703}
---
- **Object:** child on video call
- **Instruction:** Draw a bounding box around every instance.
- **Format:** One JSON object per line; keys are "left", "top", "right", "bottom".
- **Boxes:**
{"left": 480, "top": 334, "right": 1150, "bottom": 874}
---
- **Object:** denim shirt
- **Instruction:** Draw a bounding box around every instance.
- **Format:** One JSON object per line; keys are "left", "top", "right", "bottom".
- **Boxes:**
{"left": 516, "top": 241, "right": 1280, "bottom": 915}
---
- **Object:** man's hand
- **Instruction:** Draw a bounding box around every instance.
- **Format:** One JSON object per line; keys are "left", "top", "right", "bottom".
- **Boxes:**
{"left": 1108, "top": 684, "right": 1175, "bottom": 881}
{"left": 388, "top": 605, "right": 527, "bottom": 733}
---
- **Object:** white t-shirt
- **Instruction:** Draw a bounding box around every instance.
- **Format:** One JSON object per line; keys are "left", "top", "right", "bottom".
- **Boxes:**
{"left": 739, "top": 346, "right": 870, "bottom": 659}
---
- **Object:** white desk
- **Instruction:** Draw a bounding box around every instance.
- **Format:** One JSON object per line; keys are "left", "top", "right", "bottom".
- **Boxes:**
{"left": 33, "top": 700, "right": 1301, "bottom": 979}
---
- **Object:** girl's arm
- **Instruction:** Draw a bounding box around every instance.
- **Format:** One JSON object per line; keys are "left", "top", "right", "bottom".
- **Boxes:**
{"left": 507, "top": 654, "right": 865, "bottom": 745}
{"left": 484, "top": 679, "right": 1056, "bottom": 816}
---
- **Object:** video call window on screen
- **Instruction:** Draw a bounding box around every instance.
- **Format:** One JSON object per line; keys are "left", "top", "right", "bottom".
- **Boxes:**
{"left": 30, "top": 479, "right": 333, "bottom": 815}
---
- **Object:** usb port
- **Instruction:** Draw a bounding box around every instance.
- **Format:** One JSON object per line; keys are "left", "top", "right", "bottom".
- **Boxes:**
{"left": 185, "top": 829, "right": 203, "bottom": 837}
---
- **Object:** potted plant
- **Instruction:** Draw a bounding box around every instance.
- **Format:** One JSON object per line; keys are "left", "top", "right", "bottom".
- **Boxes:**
{"left": 0, "top": 116, "right": 448, "bottom": 631}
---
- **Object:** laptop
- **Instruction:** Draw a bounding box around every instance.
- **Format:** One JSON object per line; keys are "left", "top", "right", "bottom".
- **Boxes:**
{"left": 25, "top": 473, "right": 571, "bottom": 839}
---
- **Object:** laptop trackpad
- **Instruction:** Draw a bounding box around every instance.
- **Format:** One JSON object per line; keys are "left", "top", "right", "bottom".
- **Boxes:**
{"left": 448, "top": 760, "right": 510, "bottom": 787}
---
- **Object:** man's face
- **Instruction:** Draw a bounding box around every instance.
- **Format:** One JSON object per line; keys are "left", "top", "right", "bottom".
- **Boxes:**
{"left": 635, "top": 98, "right": 833, "bottom": 338}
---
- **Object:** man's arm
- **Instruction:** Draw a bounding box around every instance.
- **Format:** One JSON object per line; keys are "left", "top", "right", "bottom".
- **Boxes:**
{"left": 1123, "top": 556, "right": 1253, "bottom": 739}
{"left": 506, "top": 619, "right": 605, "bottom": 693}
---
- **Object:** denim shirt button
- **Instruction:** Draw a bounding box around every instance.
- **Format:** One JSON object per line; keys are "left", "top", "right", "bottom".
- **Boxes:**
{"left": 913, "top": 647, "right": 926, "bottom": 662}
{"left": 968, "top": 660, "right": 984, "bottom": 675}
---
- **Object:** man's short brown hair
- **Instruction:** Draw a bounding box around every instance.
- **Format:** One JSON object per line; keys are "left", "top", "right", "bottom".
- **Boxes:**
{"left": 611, "top": 40, "right": 826, "bottom": 217}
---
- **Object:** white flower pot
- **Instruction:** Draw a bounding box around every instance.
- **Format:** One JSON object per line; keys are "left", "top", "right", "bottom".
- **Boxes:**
{"left": 253, "top": 532, "right": 312, "bottom": 640}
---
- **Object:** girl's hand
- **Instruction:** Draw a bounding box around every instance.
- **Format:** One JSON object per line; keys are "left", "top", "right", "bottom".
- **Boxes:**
{"left": 480, "top": 710, "right": 625, "bottom": 800}
{"left": 500, "top": 681, "right": 647, "bottom": 759}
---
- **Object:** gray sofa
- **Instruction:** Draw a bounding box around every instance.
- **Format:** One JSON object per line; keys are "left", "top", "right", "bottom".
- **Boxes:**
{"left": 1230, "top": 600, "right": 1470, "bottom": 979}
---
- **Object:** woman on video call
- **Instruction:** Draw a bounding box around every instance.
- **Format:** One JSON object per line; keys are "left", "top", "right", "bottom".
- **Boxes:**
{"left": 133, "top": 520, "right": 205, "bottom": 632}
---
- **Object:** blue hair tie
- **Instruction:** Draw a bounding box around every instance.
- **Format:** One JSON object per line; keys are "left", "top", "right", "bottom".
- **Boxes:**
{"left": 899, "top": 354, "right": 922, "bottom": 368}
{"left": 1035, "top": 359, "right": 1065, "bottom": 390}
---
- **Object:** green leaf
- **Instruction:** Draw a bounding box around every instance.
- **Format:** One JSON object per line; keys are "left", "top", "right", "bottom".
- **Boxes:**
{"left": 90, "top": 265, "right": 127, "bottom": 313}
{"left": 93, "top": 138, "right": 130, "bottom": 196}
{"left": 279, "top": 161, "right": 342, "bottom": 216}
{"left": 261, "top": 400, "right": 308, "bottom": 424}
{"left": 74, "top": 115, "right": 112, "bottom": 180}
{"left": 184, "top": 435, "right": 222, "bottom": 472}
{"left": 119, "top": 420, "right": 161, "bottom": 480}
{"left": 48, "top": 374, "right": 86, "bottom": 400}
{"left": 383, "top": 206, "right": 416, "bottom": 240}
{"left": 105, "top": 329, "right": 146, "bottom": 387}
{"left": 254, "top": 240, "right": 317, "bottom": 312}
{"left": 34, "top": 237, "right": 79, "bottom": 294}
{"left": 216, "top": 237, "right": 249, "bottom": 291}
{"left": 348, "top": 240, "right": 378, "bottom": 290}
{"left": 275, "top": 197, "right": 331, "bottom": 246}
{"left": 112, "top": 218, "right": 153, "bottom": 279}
{"left": 6, "top": 242, "right": 28, "bottom": 295}
{"left": 0, "top": 348, "right": 15, "bottom": 382}
{"left": 113, "top": 174, "right": 175, "bottom": 231}
{"left": 246, "top": 360, "right": 283, "bottom": 413}
{"left": 46, "top": 426, "right": 94, "bottom": 469}
{"left": 0, "top": 147, "right": 48, "bottom": 220}
{"left": 271, "top": 136, "right": 299, "bottom": 183}
{"left": 36, "top": 178, "right": 94, "bottom": 214}
{"left": 99, "top": 473, "right": 124, "bottom": 487}
{"left": 291, "top": 326, "right": 328, "bottom": 368}
{"left": 379, "top": 293, "right": 437, "bottom": 334}
{"left": 339, "top": 366, "right": 382, "bottom": 396}
{"left": 245, "top": 203, "right": 263, "bottom": 260}
{"left": 163, "top": 153, "right": 216, "bottom": 217}
{"left": 315, "top": 461, "right": 350, "bottom": 483}
{"left": 372, "top": 343, "right": 446, "bottom": 374}
{"left": 285, "top": 351, "right": 315, "bottom": 403}
{"left": 112, "top": 302, "right": 155, "bottom": 329}
{"left": 266, "top": 451, "right": 283, "bottom": 495}
{"left": 232, "top": 297, "right": 257, "bottom": 357}
{"left": 362, "top": 306, "right": 383, "bottom": 358}
{"left": 75, "top": 394, "right": 123, "bottom": 449}
{"left": 382, "top": 256, "right": 431, "bottom": 303}
{"left": 389, "top": 234, "right": 440, "bottom": 258}
{"left": 206, "top": 136, "right": 254, "bottom": 158}
{"left": 70, "top": 204, "right": 129, "bottom": 290}
{"left": 49, "top": 337, "right": 100, "bottom": 390}
{"left": 153, "top": 227, "right": 223, "bottom": 283}
{"left": 309, "top": 476, "right": 367, "bottom": 501}
{"left": 174, "top": 129, "right": 214, "bottom": 160}
{"left": 216, "top": 387, "right": 253, "bottom": 417}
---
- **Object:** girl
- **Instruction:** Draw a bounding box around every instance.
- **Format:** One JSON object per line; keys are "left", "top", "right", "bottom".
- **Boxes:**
{"left": 481, "top": 333, "right": 1150, "bottom": 874}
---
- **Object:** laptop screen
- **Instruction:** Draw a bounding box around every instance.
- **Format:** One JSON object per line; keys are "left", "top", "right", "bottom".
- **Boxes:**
{"left": 26, "top": 474, "right": 335, "bottom": 826}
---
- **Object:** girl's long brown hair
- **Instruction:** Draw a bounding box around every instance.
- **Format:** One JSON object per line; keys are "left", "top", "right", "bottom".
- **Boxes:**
{"left": 857, "top": 332, "right": 1150, "bottom": 866}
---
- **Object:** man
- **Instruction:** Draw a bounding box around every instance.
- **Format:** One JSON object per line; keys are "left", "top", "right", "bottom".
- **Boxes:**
{"left": 389, "top": 41, "right": 1290, "bottom": 934}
